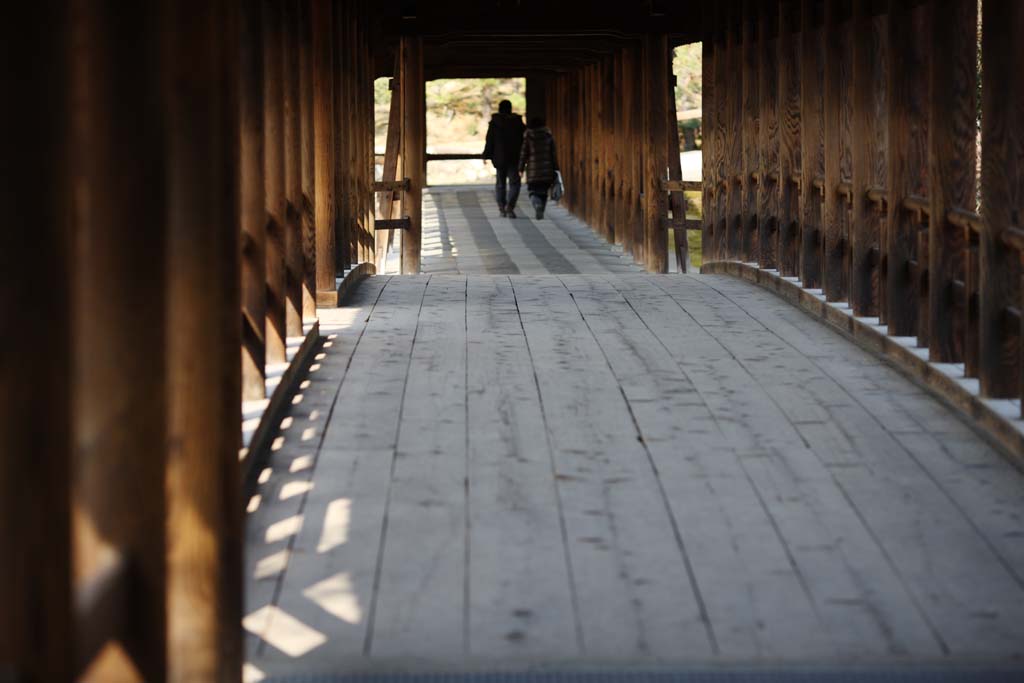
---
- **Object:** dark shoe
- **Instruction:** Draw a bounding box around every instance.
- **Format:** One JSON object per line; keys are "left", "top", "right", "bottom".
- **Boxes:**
{"left": 498, "top": 204, "right": 506, "bottom": 217}
{"left": 535, "top": 208, "right": 544, "bottom": 220}
{"left": 506, "top": 208, "right": 517, "bottom": 218}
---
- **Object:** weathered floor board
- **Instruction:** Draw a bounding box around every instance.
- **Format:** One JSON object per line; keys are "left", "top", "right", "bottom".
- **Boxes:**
{"left": 245, "top": 191, "right": 1024, "bottom": 680}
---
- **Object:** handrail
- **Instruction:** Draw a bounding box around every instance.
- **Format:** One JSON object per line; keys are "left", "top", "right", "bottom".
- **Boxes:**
{"left": 948, "top": 206, "right": 983, "bottom": 233}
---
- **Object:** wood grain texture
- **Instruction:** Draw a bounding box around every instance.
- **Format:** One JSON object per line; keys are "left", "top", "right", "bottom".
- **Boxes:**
{"left": 757, "top": 4, "right": 779, "bottom": 269}
{"left": 401, "top": 36, "right": 425, "bottom": 273}
{"left": 642, "top": 33, "right": 670, "bottom": 273}
{"left": 979, "top": 0, "right": 1023, "bottom": 397}
{"left": 741, "top": 0, "right": 760, "bottom": 262}
{"left": 283, "top": 0, "right": 304, "bottom": 337}
{"left": 263, "top": 0, "right": 288, "bottom": 362}
{"left": 777, "top": 0, "right": 801, "bottom": 277}
{"left": 0, "top": 3, "right": 71, "bottom": 679}
{"left": 799, "top": 0, "right": 823, "bottom": 289}
{"left": 312, "top": 0, "right": 336, "bottom": 297}
{"left": 822, "top": 0, "right": 848, "bottom": 302}
{"left": 298, "top": 0, "right": 317, "bottom": 320}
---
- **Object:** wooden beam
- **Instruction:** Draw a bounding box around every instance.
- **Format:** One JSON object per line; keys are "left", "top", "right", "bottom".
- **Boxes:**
{"left": 240, "top": 0, "right": 267, "bottom": 400}
{"left": 283, "top": 0, "right": 304, "bottom": 337}
{"left": 0, "top": 3, "right": 71, "bottom": 680}
{"left": 927, "top": 0, "right": 976, "bottom": 362}
{"left": 313, "top": 0, "right": 336, "bottom": 304}
{"left": 400, "top": 35, "right": 425, "bottom": 273}
{"left": 886, "top": 0, "right": 929, "bottom": 337}
{"left": 850, "top": 0, "right": 886, "bottom": 317}
{"left": 263, "top": 0, "right": 287, "bottom": 362}
{"left": 299, "top": 0, "right": 317, "bottom": 320}
{"left": 979, "top": 0, "right": 1023, "bottom": 397}
{"left": 757, "top": 1, "right": 779, "bottom": 269}
{"left": 162, "top": 2, "right": 242, "bottom": 680}
{"left": 70, "top": 2, "right": 166, "bottom": 678}
{"left": 642, "top": 33, "right": 670, "bottom": 273}
{"left": 799, "top": 0, "right": 823, "bottom": 288}
{"left": 777, "top": 0, "right": 801, "bottom": 276}
{"left": 822, "top": 0, "right": 850, "bottom": 301}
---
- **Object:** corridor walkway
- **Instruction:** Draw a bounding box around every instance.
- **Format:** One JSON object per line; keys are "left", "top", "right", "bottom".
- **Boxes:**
{"left": 243, "top": 189, "right": 1024, "bottom": 682}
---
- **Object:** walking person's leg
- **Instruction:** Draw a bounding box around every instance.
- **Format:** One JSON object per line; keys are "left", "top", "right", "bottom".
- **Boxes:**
{"left": 494, "top": 165, "right": 508, "bottom": 215}
{"left": 505, "top": 167, "right": 521, "bottom": 217}
{"left": 528, "top": 181, "right": 551, "bottom": 219}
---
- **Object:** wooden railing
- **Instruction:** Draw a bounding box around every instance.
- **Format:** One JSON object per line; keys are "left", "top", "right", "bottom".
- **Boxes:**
{"left": 700, "top": 0, "right": 1024, "bottom": 413}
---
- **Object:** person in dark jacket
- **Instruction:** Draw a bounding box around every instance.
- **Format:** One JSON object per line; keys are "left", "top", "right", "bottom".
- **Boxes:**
{"left": 482, "top": 100, "right": 526, "bottom": 217}
{"left": 518, "top": 117, "right": 559, "bottom": 220}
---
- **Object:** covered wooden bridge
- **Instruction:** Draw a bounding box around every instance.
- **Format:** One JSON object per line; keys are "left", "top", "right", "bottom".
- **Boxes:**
{"left": 5, "top": 1, "right": 1024, "bottom": 682}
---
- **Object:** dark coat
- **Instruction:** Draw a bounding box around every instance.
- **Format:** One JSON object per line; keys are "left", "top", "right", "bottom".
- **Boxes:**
{"left": 483, "top": 112, "right": 525, "bottom": 168}
{"left": 518, "top": 127, "right": 559, "bottom": 184}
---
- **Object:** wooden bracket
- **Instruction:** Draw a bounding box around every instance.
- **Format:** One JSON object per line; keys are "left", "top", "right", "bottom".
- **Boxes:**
{"left": 375, "top": 217, "right": 411, "bottom": 231}
{"left": 660, "top": 179, "right": 702, "bottom": 192}
{"left": 372, "top": 178, "right": 411, "bottom": 192}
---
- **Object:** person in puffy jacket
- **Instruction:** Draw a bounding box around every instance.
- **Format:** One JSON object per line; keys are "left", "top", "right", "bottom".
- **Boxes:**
{"left": 518, "top": 116, "right": 559, "bottom": 220}
{"left": 482, "top": 100, "right": 525, "bottom": 217}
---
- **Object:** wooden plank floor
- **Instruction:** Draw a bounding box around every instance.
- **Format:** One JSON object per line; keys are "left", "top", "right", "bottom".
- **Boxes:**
{"left": 244, "top": 192, "right": 1024, "bottom": 681}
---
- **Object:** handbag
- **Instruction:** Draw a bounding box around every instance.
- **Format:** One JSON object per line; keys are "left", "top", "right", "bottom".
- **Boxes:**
{"left": 550, "top": 171, "right": 564, "bottom": 202}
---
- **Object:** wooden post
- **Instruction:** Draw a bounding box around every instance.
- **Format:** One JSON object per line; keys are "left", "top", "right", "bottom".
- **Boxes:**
{"left": 725, "top": 8, "right": 743, "bottom": 259}
{"left": 240, "top": 0, "right": 267, "bottom": 400}
{"left": 0, "top": 3, "right": 71, "bottom": 680}
{"left": 667, "top": 71, "right": 690, "bottom": 272}
{"left": 162, "top": 2, "right": 242, "bottom": 681}
{"left": 886, "top": 0, "right": 929, "bottom": 337}
{"left": 377, "top": 66, "right": 402, "bottom": 269}
{"left": 642, "top": 33, "right": 670, "bottom": 273}
{"left": 298, "top": 0, "right": 317, "bottom": 320}
{"left": 283, "top": 0, "right": 304, "bottom": 337}
{"left": 702, "top": 36, "right": 716, "bottom": 262}
{"left": 777, "top": 0, "right": 801, "bottom": 277}
{"left": 822, "top": 0, "right": 849, "bottom": 301}
{"left": 757, "top": 2, "right": 779, "bottom": 270}
{"left": 799, "top": 0, "right": 823, "bottom": 288}
{"left": 263, "top": 0, "right": 287, "bottom": 362}
{"left": 741, "top": 0, "right": 759, "bottom": 262}
{"left": 979, "top": 0, "right": 1023, "bottom": 397}
{"left": 927, "top": 0, "right": 976, "bottom": 362}
{"left": 313, "top": 0, "right": 336, "bottom": 304}
{"left": 850, "top": 0, "right": 886, "bottom": 317}
{"left": 400, "top": 35, "right": 424, "bottom": 274}
{"left": 333, "top": 1, "right": 350, "bottom": 274}
{"left": 70, "top": 2, "right": 166, "bottom": 678}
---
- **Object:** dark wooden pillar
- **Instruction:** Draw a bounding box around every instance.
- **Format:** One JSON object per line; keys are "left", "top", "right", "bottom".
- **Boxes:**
{"left": 757, "top": 2, "right": 779, "bottom": 269}
{"left": 702, "top": 36, "right": 716, "bottom": 263}
{"left": 0, "top": 3, "right": 71, "bottom": 681}
{"left": 263, "top": 0, "right": 287, "bottom": 361}
{"left": 401, "top": 35, "right": 425, "bottom": 274}
{"left": 334, "top": 1, "right": 351, "bottom": 274}
{"left": 298, "top": 0, "right": 317, "bottom": 320}
{"left": 850, "top": 0, "right": 886, "bottom": 317}
{"left": 777, "top": 0, "right": 802, "bottom": 277}
{"left": 240, "top": 0, "right": 267, "bottom": 400}
{"left": 163, "top": 2, "right": 242, "bottom": 681}
{"left": 312, "top": 0, "right": 336, "bottom": 303}
{"left": 886, "top": 0, "right": 929, "bottom": 337}
{"left": 70, "top": 1, "right": 166, "bottom": 678}
{"left": 822, "top": 0, "right": 848, "bottom": 301}
{"left": 741, "top": 0, "right": 759, "bottom": 262}
{"left": 283, "top": 0, "right": 304, "bottom": 337}
{"left": 725, "top": 10, "right": 743, "bottom": 259}
{"left": 642, "top": 33, "right": 670, "bottom": 273}
{"left": 799, "top": 0, "right": 823, "bottom": 288}
{"left": 927, "top": 0, "right": 976, "bottom": 362}
{"left": 979, "top": 0, "right": 1023, "bottom": 397}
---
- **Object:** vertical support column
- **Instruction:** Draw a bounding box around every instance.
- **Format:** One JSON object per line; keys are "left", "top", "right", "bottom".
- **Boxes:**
{"left": 0, "top": 3, "right": 71, "bottom": 680}
{"left": 240, "top": 0, "right": 267, "bottom": 399}
{"left": 333, "top": 0, "right": 350, "bottom": 274}
{"left": 701, "top": 36, "right": 715, "bottom": 263}
{"left": 713, "top": 5, "right": 730, "bottom": 261}
{"left": 741, "top": 0, "right": 759, "bottom": 262}
{"left": 979, "top": 0, "right": 1023, "bottom": 397}
{"left": 613, "top": 53, "right": 628, "bottom": 249}
{"left": 725, "top": 8, "right": 743, "bottom": 259}
{"left": 823, "top": 0, "right": 848, "bottom": 301}
{"left": 667, "top": 63, "right": 690, "bottom": 272}
{"left": 283, "top": 0, "right": 304, "bottom": 337}
{"left": 777, "top": 0, "right": 802, "bottom": 277}
{"left": 263, "top": 0, "right": 287, "bottom": 362}
{"left": 312, "top": 0, "right": 336, "bottom": 304}
{"left": 71, "top": 1, "right": 166, "bottom": 678}
{"left": 928, "top": 0, "right": 976, "bottom": 362}
{"left": 163, "top": 2, "right": 242, "bottom": 681}
{"left": 886, "top": 0, "right": 929, "bottom": 337}
{"left": 851, "top": 0, "right": 886, "bottom": 317}
{"left": 758, "top": 3, "right": 779, "bottom": 269}
{"left": 400, "top": 35, "right": 425, "bottom": 274}
{"left": 298, "top": 0, "right": 317, "bottom": 320}
{"left": 799, "top": 0, "right": 823, "bottom": 288}
{"left": 642, "top": 33, "right": 670, "bottom": 273}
